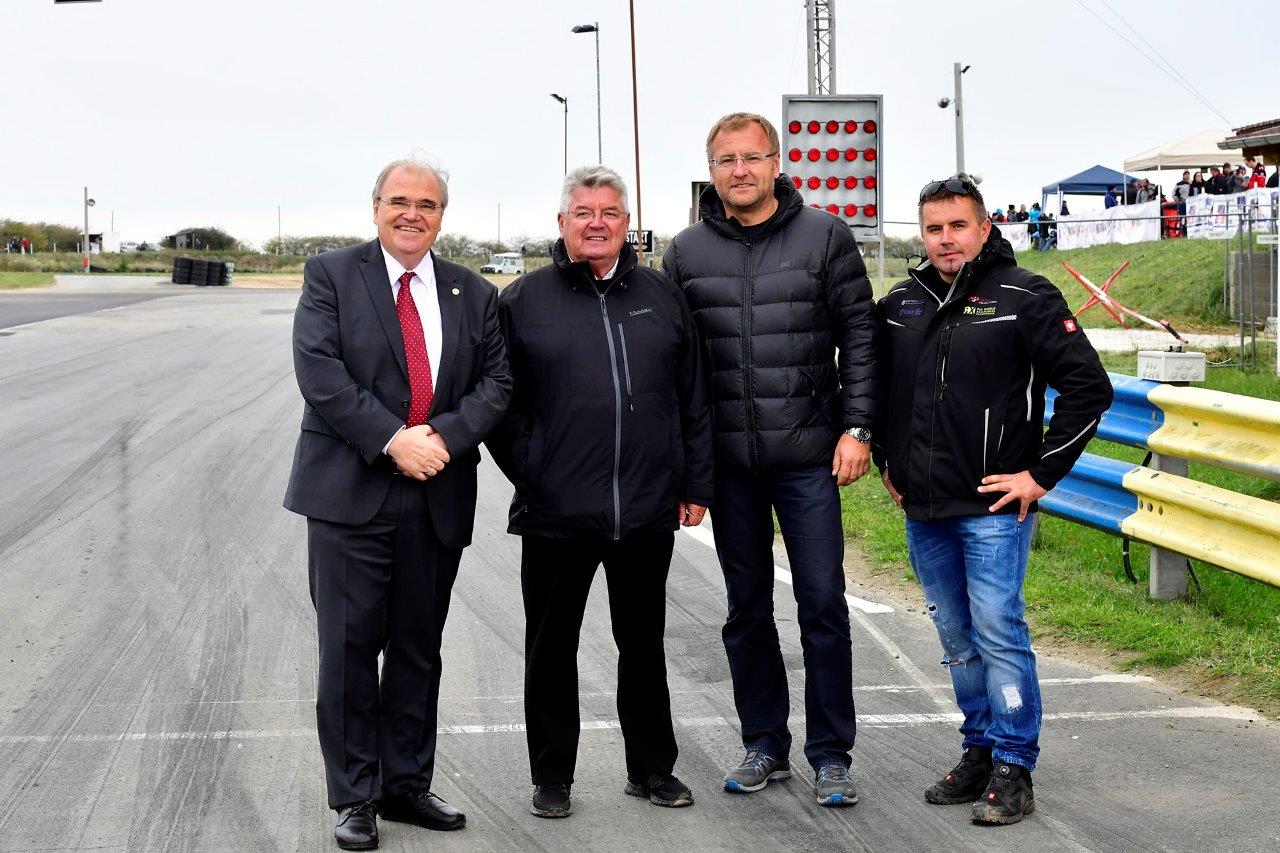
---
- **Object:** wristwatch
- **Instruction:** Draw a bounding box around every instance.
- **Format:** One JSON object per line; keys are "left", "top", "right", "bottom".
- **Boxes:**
{"left": 845, "top": 427, "right": 872, "bottom": 443}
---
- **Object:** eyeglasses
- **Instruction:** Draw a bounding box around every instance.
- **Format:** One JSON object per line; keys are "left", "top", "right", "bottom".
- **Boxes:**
{"left": 918, "top": 178, "right": 976, "bottom": 202}
{"left": 569, "top": 208, "right": 626, "bottom": 222}
{"left": 377, "top": 196, "right": 443, "bottom": 214}
{"left": 708, "top": 152, "right": 779, "bottom": 170}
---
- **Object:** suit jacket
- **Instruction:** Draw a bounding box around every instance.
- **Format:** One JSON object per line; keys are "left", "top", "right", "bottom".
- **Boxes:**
{"left": 284, "top": 239, "right": 512, "bottom": 548}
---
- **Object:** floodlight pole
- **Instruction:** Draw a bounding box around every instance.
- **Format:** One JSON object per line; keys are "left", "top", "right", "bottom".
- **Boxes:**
{"left": 550, "top": 94, "right": 568, "bottom": 175}
{"left": 82, "top": 186, "right": 94, "bottom": 274}
{"left": 572, "top": 23, "right": 603, "bottom": 164}
{"left": 628, "top": 0, "right": 644, "bottom": 262}
{"left": 953, "top": 62, "right": 966, "bottom": 174}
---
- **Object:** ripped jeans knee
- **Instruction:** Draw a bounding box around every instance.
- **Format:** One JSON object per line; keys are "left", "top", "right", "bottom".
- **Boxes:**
{"left": 924, "top": 600, "right": 977, "bottom": 668}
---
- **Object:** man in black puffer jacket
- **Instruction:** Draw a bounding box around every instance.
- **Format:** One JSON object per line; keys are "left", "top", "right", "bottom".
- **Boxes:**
{"left": 876, "top": 175, "right": 1111, "bottom": 825}
{"left": 487, "top": 165, "right": 713, "bottom": 820}
{"left": 663, "top": 112, "right": 876, "bottom": 807}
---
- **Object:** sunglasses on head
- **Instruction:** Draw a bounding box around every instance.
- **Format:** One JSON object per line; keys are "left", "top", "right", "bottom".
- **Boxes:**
{"left": 919, "top": 177, "right": 976, "bottom": 202}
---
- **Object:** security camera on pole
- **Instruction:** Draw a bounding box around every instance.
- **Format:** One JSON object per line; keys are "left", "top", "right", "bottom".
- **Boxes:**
{"left": 937, "top": 62, "right": 970, "bottom": 174}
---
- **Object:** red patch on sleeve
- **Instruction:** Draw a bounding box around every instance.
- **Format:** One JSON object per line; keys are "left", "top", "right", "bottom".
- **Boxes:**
{"left": 1063, "top": 318, "right": 1079, "bottom": 334}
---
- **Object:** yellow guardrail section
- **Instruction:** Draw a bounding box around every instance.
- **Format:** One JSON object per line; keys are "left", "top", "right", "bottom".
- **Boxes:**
{"left": 1120, "top": 467, "right": 1280, "bottom": 588}
{"left": 1148, "top": 384, "right": 1280, "bottom": 482}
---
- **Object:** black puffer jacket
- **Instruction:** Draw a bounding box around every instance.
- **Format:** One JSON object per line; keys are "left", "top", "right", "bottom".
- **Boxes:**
{"left": 873, "top": 226, "right": 1113, "bottom": 521}
{"left": 662, "top": 176, "right": 877, "bottom": 470}
{"left": 486, "top": 239, "right": 714, "bottom": 540}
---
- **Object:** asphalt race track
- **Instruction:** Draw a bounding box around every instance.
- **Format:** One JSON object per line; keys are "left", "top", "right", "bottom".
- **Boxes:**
{"left": 1, "top": 278, "right": 1278, "bottom": 852}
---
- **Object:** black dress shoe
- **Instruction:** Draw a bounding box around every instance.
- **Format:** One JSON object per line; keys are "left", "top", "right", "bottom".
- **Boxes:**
{"left": 380, "top": 790, "right": 466, "bottom": 831}
{"left": 334, "top": 801, "right": 378, "bottom": 850}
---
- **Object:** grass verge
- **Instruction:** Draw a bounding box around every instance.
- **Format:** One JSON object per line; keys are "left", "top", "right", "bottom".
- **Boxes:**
{"left": 843, "top": 348, "right": 1280, "bottom": 717}
{"left": 0, "top": 271, "right": 55, "bottom": 289}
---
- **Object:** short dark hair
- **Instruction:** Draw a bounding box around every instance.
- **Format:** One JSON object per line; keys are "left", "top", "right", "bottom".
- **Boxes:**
{"left": 918, "top": 173, "right": 987, "bottom": 222}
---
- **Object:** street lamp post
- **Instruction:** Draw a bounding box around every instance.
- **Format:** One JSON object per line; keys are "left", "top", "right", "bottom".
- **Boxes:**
{"left": 937, "top": 62, "right": 970, "bottom": 174}
{"left": 627, "top": 0, "right": 644, "bottom": 262}
{"left": 550, "top": 93, "right": 568, "bottom": 175}
{"left": 83, "top": 187, "right": 95, "bottom": 274}
{"left": 572, "top": 23, "right": 602, "bottom": 164}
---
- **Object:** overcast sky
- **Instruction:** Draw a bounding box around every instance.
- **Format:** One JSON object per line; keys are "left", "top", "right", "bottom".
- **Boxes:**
{"left": 3, "top": 0, "right": 1276, "bottom": 247}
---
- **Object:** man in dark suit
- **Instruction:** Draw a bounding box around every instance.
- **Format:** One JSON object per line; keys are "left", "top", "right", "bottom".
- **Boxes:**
{"left": 284, "top": 157, "right": 512, "bottom": 850}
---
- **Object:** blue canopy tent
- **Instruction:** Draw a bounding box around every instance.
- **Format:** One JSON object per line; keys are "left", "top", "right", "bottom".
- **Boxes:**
{"left": 1041, "top": 164, "right": 1140, "bottom": 212}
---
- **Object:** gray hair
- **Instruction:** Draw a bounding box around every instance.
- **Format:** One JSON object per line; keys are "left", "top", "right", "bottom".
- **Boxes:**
{"left": 559, "top": 165, "right": 630, "bottom": 214}
{"left": 372, "top": 152, "right": 450, "bottom": 208}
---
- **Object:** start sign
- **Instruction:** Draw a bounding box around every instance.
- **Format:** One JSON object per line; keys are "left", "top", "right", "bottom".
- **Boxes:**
{"left": 781, "top": 94, "right": 883, "bottom": 238}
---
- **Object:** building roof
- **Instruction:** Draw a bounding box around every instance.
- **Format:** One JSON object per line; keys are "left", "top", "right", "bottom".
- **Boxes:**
{"left": 1220, "top": 118, "right": 1280, "bottom": 153}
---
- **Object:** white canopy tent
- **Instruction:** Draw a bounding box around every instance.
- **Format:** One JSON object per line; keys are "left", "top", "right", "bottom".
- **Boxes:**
{"left": 1124, "top": 129, "right": 1231, "bottom": 172}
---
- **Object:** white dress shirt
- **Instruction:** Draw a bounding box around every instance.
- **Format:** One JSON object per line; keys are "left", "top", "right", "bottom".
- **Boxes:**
{"left": 381, "top": 247, "right": 445, "bottom": 453}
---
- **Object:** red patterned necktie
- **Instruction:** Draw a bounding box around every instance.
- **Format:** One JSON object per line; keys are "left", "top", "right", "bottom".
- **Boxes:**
{"left": 395, "top": 271, "right": 434, "bottom": 426}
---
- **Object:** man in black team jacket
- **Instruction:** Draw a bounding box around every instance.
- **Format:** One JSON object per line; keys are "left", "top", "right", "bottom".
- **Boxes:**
{"left": 875, "top": 175, "right": 1112, "bottom": 825}
{"left": 487, "top": 165, "right": 714, "bottom": 820}
{"left": 663, "top": 112, "right": 875, "bottom": 807}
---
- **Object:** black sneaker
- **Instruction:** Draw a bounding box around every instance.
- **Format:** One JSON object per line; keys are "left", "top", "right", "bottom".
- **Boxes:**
{"left": 624, "top": 773, "right": 694, "bottom": 807}
{"left": 925, "top": 747, "right": 993, "bottom": 805}
{"left": 530, "top": 783, "right": 572, "bottom": 818}
{"left": 971, "top": 761, "right": 1035, "bottom": 824}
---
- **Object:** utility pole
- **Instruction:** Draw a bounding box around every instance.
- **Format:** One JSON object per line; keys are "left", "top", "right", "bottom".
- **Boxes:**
{"left": 628, "top": 0, "right": 644, "bottom": 261}
{"left": 805, "top": 0, "right": 835, "bottom": 95}
{"left": 953, "top": 62, "right": 966, "bottom": 174}
{"left": 277, "top": 205, "right": 282, "bottom": 254}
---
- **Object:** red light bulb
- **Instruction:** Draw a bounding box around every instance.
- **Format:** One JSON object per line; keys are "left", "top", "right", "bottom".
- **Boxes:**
{"left": 863, "top": 119, "right": 877, "bottom": 133}
{"left": 844, "top": 120, "right": 858, "bottom": 133}
{"left": 826, "top": 204, "right": 840, "bottom": 215}
{"left": 864, "top": 176, "right": 877, "bottom": 189}
{"left": 807, "top": 120, "right": 821, "bottom": 134}
{"left": 826, "top": 120, "right": 839, "bottom": 133}
{"left": 864, "top": 203, "right": 877, "bottom": 217}
{"left": 807, "top": 148, "right": 821, "bottom": 162}
{"left": 826, "top": 148, "right": 839, "bottom": 161}
{"left": 844, "top": 148, "right": 858, "bottom": 161}
{"left": 807, "top": 176, "right": 821, "bottom": 190}
{"left": 788, "top": 148, "right": 802, "bottom": 162}
{"left": 793, "top": 176, "right": 803, "bottom": 188}
{"left": 788, "top": 120, "right": 802, "bottom": 134}
{"left": 864, "top": 148, "right": 877, "bottom": 161}
{"left": 844, "top": 176, "right": 858, "bottom": 189}
{"left": 844, "top": 204, "right": 858, "bottom": 217}
{"left": 826, "top": 176, "right": 839, "bottom": 189}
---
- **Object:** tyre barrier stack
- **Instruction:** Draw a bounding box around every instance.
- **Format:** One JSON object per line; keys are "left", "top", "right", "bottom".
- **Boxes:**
{"left": 171, "top": 256, "right": 234, "bottom": 286}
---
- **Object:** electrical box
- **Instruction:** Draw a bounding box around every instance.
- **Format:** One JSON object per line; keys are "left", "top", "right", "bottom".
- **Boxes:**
{"left": 1137, "top": 350, "right": 1206, "bottom": 383}
{"left": 781, "top": 94, "right": 883, "bottom": 240}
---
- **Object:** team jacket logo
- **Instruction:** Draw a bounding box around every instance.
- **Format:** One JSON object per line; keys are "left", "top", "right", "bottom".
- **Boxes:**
{"left": 629, "top": 307, "right": 653, "bottom": 317}
{"left": 1063, "top": 317, "right": 1079, "bottom": 333}
{"left": 898, "top": 298, "right": 925, "bottom": 318}
{"left": 963, "top": 305, "right": 997, "bottom": 316}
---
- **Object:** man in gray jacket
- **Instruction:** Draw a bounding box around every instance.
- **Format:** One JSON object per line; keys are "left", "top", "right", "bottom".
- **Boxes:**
{"left": 663, "top": 112, "right": 877, "bottom": 807}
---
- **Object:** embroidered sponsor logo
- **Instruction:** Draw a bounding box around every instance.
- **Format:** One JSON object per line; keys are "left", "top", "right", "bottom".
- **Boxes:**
{"left": 898, "top": 306, "right": 924, "bottom": 317}
{"left": 629, "top": 307, "right": 653, "bottom": 317}
{"left": 1063, "top": 317, "right": 1079, "bottom": 333}
{"left": 963, "top": 306, "right": 997, "bottom": 316}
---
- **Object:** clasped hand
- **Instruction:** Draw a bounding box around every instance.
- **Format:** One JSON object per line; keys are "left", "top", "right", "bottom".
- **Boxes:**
{"left": 388, "top": 425, "right": 450, "bottom": 480}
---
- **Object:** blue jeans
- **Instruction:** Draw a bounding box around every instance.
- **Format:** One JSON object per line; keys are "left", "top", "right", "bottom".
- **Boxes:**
{"left": 904, "top": 513, "right": 1041, "bottom": 770}
{"left": 712, "top": 464, "right": 854, "bottom": 771}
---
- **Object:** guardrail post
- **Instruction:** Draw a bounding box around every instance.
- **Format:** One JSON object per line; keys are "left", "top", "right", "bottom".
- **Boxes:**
{"left": 1146, "top": 451, "right": 1189, "bottom": 600}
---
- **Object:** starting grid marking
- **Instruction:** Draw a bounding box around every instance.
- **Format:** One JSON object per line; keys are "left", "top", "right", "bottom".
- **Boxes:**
{"left": 0, "top": 705, "right": 1259, "bottom": 746}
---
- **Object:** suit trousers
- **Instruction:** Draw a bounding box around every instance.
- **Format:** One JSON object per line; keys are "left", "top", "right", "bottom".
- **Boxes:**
{"left": 308, "top": 477, "right": 462, "bottom": 809}
{"left": 521, "top": 532, "right": 678, "bottom": 786}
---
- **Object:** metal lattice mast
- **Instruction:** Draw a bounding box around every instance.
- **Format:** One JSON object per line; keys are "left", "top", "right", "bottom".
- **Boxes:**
{"left": 806, "top": 0, "right": 835, "bottom": 95}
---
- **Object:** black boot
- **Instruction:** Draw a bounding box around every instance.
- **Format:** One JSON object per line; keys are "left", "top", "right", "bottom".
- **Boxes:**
{"left": 925, "top": 747, "right": 993, "bottom": 805}
{"left": 971, "top": 760, "right": 1035, "bottom": 824}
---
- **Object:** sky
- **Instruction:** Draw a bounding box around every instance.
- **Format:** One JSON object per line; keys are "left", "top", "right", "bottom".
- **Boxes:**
{"left": 2, "top": 0, "right": 1276, "bottom": 247}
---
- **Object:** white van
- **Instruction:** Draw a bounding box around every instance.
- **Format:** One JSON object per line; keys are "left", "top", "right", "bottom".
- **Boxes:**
{"left": 480, "top": 252, "right": 524, "bottom": 275}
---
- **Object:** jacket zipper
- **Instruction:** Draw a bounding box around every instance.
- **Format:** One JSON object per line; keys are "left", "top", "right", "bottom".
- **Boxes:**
{"left": 597, "top": 288, "right": 624, "bottom": 540}
{"left": 616, "top": 323, "right": 635, "bottom": 412}
{"left": 742, "top": 241, "right": 758, "bottom": 467}
{"left": 982, "top": 407, "right": 989, "bottom": 474}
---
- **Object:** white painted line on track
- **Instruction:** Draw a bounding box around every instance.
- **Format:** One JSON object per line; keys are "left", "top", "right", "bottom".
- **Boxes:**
{"left": 680, "top": 524, "right": 893, "bottom": 614}
{"left": 0, "top": 705, "right": 1259, "bottom": 745}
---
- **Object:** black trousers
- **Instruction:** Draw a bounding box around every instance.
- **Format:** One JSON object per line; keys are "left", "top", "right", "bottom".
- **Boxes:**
{"left": 521, "top": 532, "right": 678, "bottom": 786}
{"left": 308, "top": 478, "right": 462, "bottom": 809}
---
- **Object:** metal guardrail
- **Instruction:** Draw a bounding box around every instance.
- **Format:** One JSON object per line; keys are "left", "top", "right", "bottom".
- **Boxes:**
{"left": 1042, "top": 372, "right": 1280, "bottom": 596}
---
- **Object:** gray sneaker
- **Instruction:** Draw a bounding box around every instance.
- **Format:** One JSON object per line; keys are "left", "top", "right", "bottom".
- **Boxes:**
{"left": 723, "top": 749, "right": 791, "bottom": 793}
{"left": 815, "top": 763, "right": 858, "bottom": 806}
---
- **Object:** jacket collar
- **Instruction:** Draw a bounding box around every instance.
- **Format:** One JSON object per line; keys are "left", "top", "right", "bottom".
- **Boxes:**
{"left": 551, "top": 237, "right": 638, "bottom": 291}
{"left": 698, "top": 175, "right": 803, "bottom": 242}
